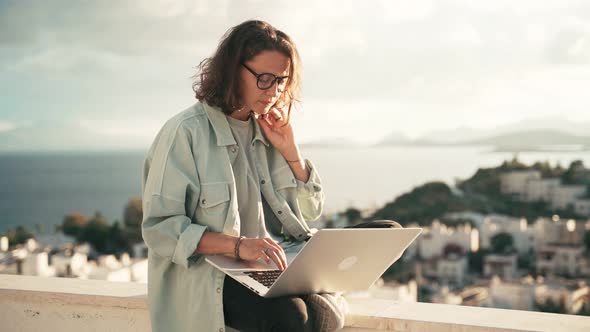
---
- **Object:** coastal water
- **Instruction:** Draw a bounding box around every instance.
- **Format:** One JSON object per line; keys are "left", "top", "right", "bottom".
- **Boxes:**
{"left": 1, "top": 146, "right": 589, "bottom": 234}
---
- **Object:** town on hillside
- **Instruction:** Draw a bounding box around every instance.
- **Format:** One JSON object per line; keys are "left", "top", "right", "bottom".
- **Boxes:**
{"left": 1, "top": 158, "right": 589, "bottom": 315}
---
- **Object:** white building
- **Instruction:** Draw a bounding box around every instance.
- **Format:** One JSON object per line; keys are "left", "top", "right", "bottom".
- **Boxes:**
{"left": 344, "top": 278, "right": 418, "bottom": 303}
{"left": 83, "top": 254, "right": 147, "bottom": 283}
{"left": 485, "top": 276, "right": 536, "bottom": 311}
{"left": 535, "top": 279, "right": 590, "bottom": 314}
{"left": 550, "top": 185, "right": 587, "bottom": 210}
{"left": 533, "top": 217, "right": 587, "bottom": 248}
{"left": 34, "top": 233, "right": 75, "bottom": 249}
{"left": 97, "top": 254, "right": 124, "bottom": 270}
{"left": 430, "top": 285, "right": 464, "bottom": 305}
{"left": 85, "top": 263, "right": 130, "bottom": 282}
{"left": 574, "top": 199, "right": 590, "bottom": 216}
{"left": 483, "top": 275, "right": 590, "bottom": 314}
{"left": 443, "top": 211, "right": 486, "bottom": 228}
{"left": 431, "top": 285, "right": 489, "bottom": 306}
{"left": 536, "top": 244, "right": 586, "bottom": 277}
{"left": 483, "top": 254, "right": 518, "bottom": 280}
{"left": 51, "top": 251, "right": 88, "bottom": 277}
{"left": 21, "top": 251, "right": 55, "bottom": 277}
{"left": 479, "top": 215, "right": 534, "bottom": 256}
{"left": 1, "top": 236, "right": 8, "bottom": 252}
{"left": 437, "top": 253, "right": 468, "bottom": 287}
{"left": 129, "top": 258, "right": 148, "bottom": 283}
{"left": 499, "top": 170, "right": 589, "bottom": 216}
{"left": 500, "top": 170, "right": 541, "bottom": 199}
{"left": 524, "top": 178, "right": 560, "bottom": 202}
{"left": 413, "top": 220, "right": 475, "bottom": 260}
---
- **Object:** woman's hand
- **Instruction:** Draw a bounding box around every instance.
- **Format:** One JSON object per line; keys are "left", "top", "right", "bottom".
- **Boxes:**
{"left": 255, "top": 105, "right": 295, "bottom": 154}
{"left": 238, "top": 237, "right": 288, "bottom": 271}
{"left": 255, "top": 104, "right": 310, "bottom": 182}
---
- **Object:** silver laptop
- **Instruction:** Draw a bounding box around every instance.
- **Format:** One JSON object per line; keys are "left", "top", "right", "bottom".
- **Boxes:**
{"left": 205, "top": 227, "right": 422, "bottom": 298}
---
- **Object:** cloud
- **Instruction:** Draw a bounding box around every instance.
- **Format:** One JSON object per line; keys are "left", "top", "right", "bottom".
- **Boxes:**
{"left": 2, "top": 0, "right": 590, "bottom": 149}
{"left": 0, "top": 121, "right": 17, "bottom": 132}
{"left": 76, "top": 118, "right": 164, "bottom": 140}
{"left": 0, "top": 0, "right": 227, "bottom": 58}
{"left": 547, "top": 18, "right": 590, "bottom": 64}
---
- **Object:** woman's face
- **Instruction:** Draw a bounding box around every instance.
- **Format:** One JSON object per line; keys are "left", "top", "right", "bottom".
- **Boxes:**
{"left": 237, "top": 50, "right": 290, "bottom": 119}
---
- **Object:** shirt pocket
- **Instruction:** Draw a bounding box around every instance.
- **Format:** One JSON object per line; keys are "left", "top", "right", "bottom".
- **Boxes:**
{"left": 198, "top": 182, "right": 231, "bottom": 220}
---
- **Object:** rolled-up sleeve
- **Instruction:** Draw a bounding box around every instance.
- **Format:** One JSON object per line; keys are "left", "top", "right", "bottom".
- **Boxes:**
{"left": 141, "top": 122, "right": 207, "bottom": 269}
{"left": 295, "top": 158, "right": 325, "bottom": 221}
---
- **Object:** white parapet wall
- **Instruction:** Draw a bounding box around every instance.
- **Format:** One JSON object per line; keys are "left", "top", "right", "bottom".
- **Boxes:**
{"left": 1, "top": 274, "right": 590, "bottom": 332}
{"left": 0, "top": 274, "right": 150, "bottom": 332}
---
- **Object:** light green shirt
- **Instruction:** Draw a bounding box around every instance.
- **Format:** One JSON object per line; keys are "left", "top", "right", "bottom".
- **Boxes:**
{"left": 225, "top": 113, "right": 267, "bottom": 239}
{"left": 141, "top": 100, "right": 324, "bottom": 332}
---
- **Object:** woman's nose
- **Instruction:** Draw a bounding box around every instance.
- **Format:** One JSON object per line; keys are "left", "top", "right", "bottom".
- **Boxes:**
{"left": 266, "top": 81, "right": 282, "bottom": 97}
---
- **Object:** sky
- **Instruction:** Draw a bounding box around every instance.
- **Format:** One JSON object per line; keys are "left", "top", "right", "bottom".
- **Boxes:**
{"left": 1, "top": 0, "right": 590, "bottom": 150}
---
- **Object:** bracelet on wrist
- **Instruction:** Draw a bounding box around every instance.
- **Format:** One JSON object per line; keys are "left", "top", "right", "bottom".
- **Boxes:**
{"left": 234, "top": 236, "right": 246, "bottom": 260}
{"left": 286, "top": 158, "right": 301, "bottom": 163}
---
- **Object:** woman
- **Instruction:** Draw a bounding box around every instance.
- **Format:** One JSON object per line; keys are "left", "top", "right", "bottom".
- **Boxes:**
{"left": 141, "top": 20, "right": 400, "bottom": 332}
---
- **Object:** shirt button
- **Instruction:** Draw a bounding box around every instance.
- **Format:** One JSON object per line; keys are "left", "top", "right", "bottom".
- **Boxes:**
{"left": 261, "top": 179, "right": 266, "bottom": 185}
{"left": 216, "top": 287, "right": 221, "bottom": 293}
{"left": 278, "top": 210, "right": 282, "bottom": 215}
{"left": 201, "top": 199, "right": 206, "bottom": 204}
{"left": 219, "top": 328, "right": 224, "bottom": 332}
{"left": 292, "top": 179, "right": 297, "bottom": 184}
{"left": 231, "top": 146, "right": 237, "bottom": 153}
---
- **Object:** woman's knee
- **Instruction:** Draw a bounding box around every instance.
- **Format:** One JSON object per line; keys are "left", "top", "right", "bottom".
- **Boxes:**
{"left": 267, "top": 296, "right": 312, "bottom": 332}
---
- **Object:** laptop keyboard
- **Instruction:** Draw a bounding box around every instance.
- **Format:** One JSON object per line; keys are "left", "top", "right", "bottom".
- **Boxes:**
{"left": 243, "top": 270, "right": 283, "bottom": 288}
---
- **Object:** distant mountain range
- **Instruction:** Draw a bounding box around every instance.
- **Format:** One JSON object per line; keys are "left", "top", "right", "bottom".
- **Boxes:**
{"left": 2, "top": 115, "right": 590, "bottom": 152}
{"left": 302, "top": 129, "right": 590, "bottom": 151}
{"left": 0, "top": 120, "right": 148, "bottom": 152}
{"left": 417, "top": 115, "right": 590, "bottom": 143}
{"left": 377, "top": 116, "right": 590, "bottom": 151}
{"left": 461, "top": 130, "right": 590, "bottom": 152}
{"left": 300, "top": 137, "right": 365, "bottom": 148}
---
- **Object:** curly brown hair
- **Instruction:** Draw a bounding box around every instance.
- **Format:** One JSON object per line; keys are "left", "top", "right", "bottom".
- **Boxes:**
{"left": 192, "top": 20, "right": 302, "bottom": 120}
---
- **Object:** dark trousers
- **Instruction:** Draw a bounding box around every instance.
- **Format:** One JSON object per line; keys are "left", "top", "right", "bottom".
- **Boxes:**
{"left": 223, "top": 219, "right": 402, "bottom": 332}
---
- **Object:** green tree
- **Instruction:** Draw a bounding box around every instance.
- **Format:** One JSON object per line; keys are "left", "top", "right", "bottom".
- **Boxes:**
{"left": 344, "top": 207, "right": 362, "bottom": 226}
{"left": 584, "top": 230, "right": 590, "bottom": 252}
{"left": 577, "top": 303, "right": 590, "bottom": 316}
{"left": 370, "top": 181, "right": 458, "bottom": 226}
{"left": 123, "top": 197, "right": 143, "bottom": 242}
{"left": 106, "top": 220, "right": 129, "bottom": 254}
{"left": 491, "top": 232, "right": 514, "bottom": 254}
{"left": 535, "top": 298, "right": 566, "bottom": 314}
{"left": 3, "top": 226, "right": 34, "bottom": 245}
{"left": 79, "top": 211, "right": 110, "bottom": 252}
{"left": 468, "top": 249, "right": 490, "bottom": 274}
{"left": 531, "top": 161, "right": 563, "bottom": 178}
{"left": 500, "top": 156, "right": 528, "bottom": 171}
{"left": 61, "top": 212, "right": 88, "bottom": 238}
{"left": 381, "top": 253, "right": 407, "bottom": 281}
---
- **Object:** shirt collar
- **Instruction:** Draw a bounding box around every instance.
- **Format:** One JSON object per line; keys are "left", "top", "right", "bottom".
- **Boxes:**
{"left": 251, "top": 115, "right": 270, "bottom": 147}
{"left": 202, "top": 101, "right": 269, "bottom": 147}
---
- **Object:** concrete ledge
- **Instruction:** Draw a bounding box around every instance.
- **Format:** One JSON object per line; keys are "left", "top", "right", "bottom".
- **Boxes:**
{"left": 0, "top": 275, "right": 149, "bottom": 332}
{"left": 1, "top": 275, "right": 589, "bottom": 332}
{"left": 344, "top": 298, "right": 590, "bottom": 331}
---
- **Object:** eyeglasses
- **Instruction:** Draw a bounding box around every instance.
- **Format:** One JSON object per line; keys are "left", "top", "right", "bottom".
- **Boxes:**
{"left": 242, "top": 63, "right": 289, "bottom": 90}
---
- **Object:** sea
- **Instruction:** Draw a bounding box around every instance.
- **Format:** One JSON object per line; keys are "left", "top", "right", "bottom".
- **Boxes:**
{"left": 1, "top": 146, "right": 589, "bottom": 234}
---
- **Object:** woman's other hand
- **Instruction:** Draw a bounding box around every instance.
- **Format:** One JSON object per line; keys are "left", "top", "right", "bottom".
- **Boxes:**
{"left": 238, "top": 237, "right": 288, "bottom": 271}
{"left": 255, "top": 105, "right": 294, "bottom": 153}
